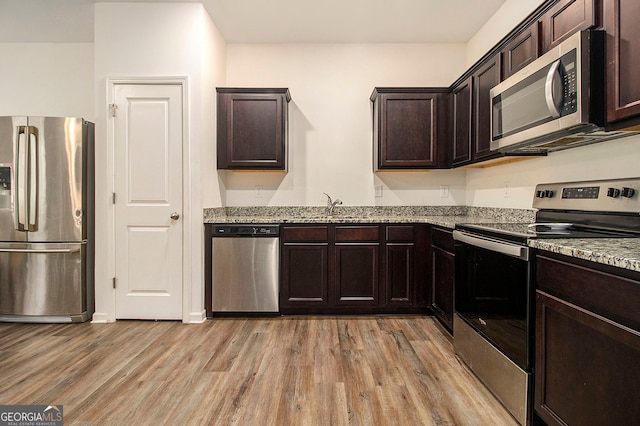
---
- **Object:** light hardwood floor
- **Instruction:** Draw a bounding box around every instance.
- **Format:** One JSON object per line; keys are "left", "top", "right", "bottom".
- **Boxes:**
{"left": 0, "top": 316, "right": 518, "bottom": 425}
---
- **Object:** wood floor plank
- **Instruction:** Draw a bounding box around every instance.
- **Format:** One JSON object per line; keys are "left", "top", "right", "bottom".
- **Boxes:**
{"left": 0, "top": 316, "right": 519, "bottom": 425}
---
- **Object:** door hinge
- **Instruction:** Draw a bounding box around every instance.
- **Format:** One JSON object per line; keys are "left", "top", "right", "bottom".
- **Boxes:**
{"left": 112, "top": 192, "right": 116, "bottom": 204}
{"left": 109, "top": 103, "right": 118, "bottom": 117}
{"left": 113, "top": 277, "right": 117, "bottom": 289}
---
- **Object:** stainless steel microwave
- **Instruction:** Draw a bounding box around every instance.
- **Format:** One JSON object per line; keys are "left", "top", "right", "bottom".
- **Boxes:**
{"left": 489, "top": 30, "right": 629, "bottom": 153}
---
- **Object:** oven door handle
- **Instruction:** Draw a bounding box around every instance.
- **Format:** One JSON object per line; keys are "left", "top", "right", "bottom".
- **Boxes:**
{"left": 453, "top": 230, "right": 530, "bottom": 260}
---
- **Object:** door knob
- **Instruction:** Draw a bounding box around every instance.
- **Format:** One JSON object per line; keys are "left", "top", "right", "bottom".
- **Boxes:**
{"left": 170, "top": 212, "right": 180, "bottom": 220}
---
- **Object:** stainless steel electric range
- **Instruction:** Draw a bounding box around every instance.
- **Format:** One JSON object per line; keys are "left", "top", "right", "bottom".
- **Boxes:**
{"left": 452, "top": 177, "right": 640, "bottom": 426}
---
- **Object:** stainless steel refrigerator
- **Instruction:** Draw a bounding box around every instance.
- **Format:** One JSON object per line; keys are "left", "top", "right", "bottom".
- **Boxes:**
{"left": 0, "top": 117, "right": 94, "bottom": 323}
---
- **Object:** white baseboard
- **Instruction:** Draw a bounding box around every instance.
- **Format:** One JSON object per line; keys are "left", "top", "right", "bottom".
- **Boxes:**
{"left": 91, "top": 312, "right": 112, "bottom": 323}
{"left": 187, "top": 310, "right": 207, "bottom": 323}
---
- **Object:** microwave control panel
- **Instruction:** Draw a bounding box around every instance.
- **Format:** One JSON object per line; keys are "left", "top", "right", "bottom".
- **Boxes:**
{"left": 559, "top": 49, "right": 578, "bottom": 116}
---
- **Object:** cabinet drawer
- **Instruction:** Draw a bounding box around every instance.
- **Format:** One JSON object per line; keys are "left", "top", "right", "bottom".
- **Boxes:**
{"left": 386, "top": 225, "right": 414, "bottom": 242}
{"left": 282, "top": 226, "right": 328, "bottom": 242}
{"left": 431, "top": 227, "right": 454, "bottom": 252}
{"left": 335, "top": 226, "right": 380, "bottom": 242}
{"left": 536, "top": 254, "right": 640, "bottom": 331}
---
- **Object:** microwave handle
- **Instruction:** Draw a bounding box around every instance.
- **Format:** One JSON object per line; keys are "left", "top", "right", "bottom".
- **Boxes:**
{"left": 545, "top": 59, "right": 563, "bottom": 118}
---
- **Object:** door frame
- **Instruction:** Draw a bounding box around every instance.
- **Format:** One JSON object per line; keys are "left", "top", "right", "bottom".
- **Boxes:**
{"left": 97, "top": 76, "right": 198, "bottom": 323}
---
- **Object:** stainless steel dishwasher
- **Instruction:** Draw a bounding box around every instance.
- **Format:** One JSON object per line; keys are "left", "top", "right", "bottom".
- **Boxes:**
{"left": 211, "top": 225, "right": 279, "bottom": 313}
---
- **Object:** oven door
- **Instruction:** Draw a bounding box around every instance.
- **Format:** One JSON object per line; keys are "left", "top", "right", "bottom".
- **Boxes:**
{"left": 453, "top": 230, "right": 533, "bottom": 370}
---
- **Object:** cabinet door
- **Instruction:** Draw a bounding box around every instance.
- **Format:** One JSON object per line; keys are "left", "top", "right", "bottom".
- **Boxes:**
{"left": 217, "top": 89, "right": 289, "bottom": 170}
{"left": 334, "top": 244, "right": 379, "bottom": 305}
{"left": 535, "top": 290, "right": 640, "bottom": 426}
{"left": 605, "top": 0, "right": 640, "bottom": 125}
{"left": 373, "top": 91, "right": 443, "bottom": 169}
{"left": 385, "top": 225, "right": 415, "bottom": 305}
{"left": 432, "top": 246, "right": 455, "bottom": 332}
{"left": 385, "top": 244, "right": 414, "bottom": 305}
{"left": 281, "top": 244, "right": 328, "bottom": 307}
{"left": 280, "top": 226, "right": 329, "bottom": 308}
{"left": 540, "top": 0, "right": 599, "bottom": 53}
{"left": 451, "top": 77, "right": 473, "bottom": 166}
{"left": 472, "top": 54, "right": 501, "bottom": 161}
{"left": 334, "top": 226, "right": 380, "bottom": 305}
{"left": 501, "top": 24, "right": 540, "bottom": 80}
{"left": 431, "top": 227, "right": 455, "bottom": 333}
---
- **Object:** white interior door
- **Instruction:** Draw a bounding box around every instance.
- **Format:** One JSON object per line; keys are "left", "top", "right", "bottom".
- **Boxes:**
{"left": 113, "top": 83, "right": 183, "bottom": 319}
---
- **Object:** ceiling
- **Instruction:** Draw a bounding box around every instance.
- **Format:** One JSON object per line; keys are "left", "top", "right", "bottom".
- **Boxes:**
{"left": 0, "top": 0, "right": 508, "bottom": 44}
{"left": 202, "top": 0, "right": 508, "bottom": 43}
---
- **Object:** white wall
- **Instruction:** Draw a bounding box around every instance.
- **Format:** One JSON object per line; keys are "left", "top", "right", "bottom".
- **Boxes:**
{"left": 465, "top": 135, "right": 640, "bottom": 208}
{"left": 223, "top": 43, "right": 468, "bottom": 207}
{"left": 0, "top": 43, "right": 94, "bottom": 119}
{"left": 200, "top": 12, "right": 228, "bottom": 209}
{"left": 93, "top": 2, "right": 225, "bottom": 322}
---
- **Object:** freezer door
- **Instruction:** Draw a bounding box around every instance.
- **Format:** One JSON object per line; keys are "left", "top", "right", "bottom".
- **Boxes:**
{"left": 0, "top": 117, "right": 27, "bottom": 242}
{"left": 0, "top": 242, "right": 88, "bottom": 320}
{"left": 26, "top": 117, "right": 87, "bottom": 242}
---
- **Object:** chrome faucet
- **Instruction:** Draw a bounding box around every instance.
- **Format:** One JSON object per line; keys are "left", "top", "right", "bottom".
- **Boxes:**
{"left": 323, "top": 192, "right": 342, "bottom": 216}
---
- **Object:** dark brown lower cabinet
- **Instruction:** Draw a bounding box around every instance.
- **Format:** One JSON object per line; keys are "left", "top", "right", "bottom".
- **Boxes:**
{"left": 430, "top": 227, "right": 455, "bottom": 333}
{"left": 335, "top": 244, "right": 379, "bottom": 305}
{"left": 282, "top": 244, "right": 328, "bottom": 305}
{"left": 281, "top": 226, "right": 329, "bottom": 308}
{"left": 535, "top": 253, "right": 640, "bottom": 426}
{"left": 280, "top": 224, "right": 429, "bottom": 314}
{"left": 335, "top": 226, "right": 380, "bottom": 305}
{"left": 385, "top": 244, "right": 413, "bottom": 305}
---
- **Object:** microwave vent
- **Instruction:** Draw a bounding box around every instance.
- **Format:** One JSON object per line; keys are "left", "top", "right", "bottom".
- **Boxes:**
{"left": 500, "top": 127, "right": 639, "bottom": 154}
{"left": 537, "top": 137, "right": 586, "bottom": 148}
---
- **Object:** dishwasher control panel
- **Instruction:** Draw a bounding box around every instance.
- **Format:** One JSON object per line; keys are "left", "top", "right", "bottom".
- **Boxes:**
{"left": 213, "top": 225, "right": 280, "bottom": 236}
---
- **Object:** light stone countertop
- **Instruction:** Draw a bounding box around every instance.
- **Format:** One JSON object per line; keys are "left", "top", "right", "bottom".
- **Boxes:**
{"left": 203, "top": 206, "right": 535, "bottom": 228}
{"left": 529, "top": 238, "right": 640, "bottom": 273}
{"left": 203, "top": 205, "right": 640, "bottom": 273}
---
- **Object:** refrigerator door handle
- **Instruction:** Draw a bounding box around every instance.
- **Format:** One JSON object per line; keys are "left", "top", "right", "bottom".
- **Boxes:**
{"left": 0, "top": 247, "right": 80, "bottom": 254}
{"left": 14, "top": 125, "right": 27, "bottom": 231}
{"left": 26, "top": 125, "right": 39, "bottom": 231}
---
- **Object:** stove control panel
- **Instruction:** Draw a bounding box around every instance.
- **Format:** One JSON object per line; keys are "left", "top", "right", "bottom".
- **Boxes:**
{"left": 533, "top": 178, "right": 640, "bottom": 213}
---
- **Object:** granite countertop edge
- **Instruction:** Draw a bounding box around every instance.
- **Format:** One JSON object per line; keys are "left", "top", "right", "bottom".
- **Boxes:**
{"left": 528, "top": 239, "right": 640, "bottom": 273}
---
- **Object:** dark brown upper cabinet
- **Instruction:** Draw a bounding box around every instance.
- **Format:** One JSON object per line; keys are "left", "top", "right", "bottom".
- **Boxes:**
{"left": 472, "top": 54, "right": 502, "bottom": 162}
{"left": 501, "top": 23, "right": 540, "bottom": 80}
{"left": 371, "top": 88, "right": 449, "bottom": 170}
{"left": 540, "top": 0, "right": 600, "bottom": 53}
{"left": 217, "top": 88, "right": 291, "bottom": 170}
{"left": 451, "top": 77, "right": 473, "bottom": 166}
{"left": 604, "top": 0, "right": 640, "bottom": 127}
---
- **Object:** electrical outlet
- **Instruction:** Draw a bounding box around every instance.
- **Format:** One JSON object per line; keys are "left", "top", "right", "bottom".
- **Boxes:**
{"left": 374, "top": 185, "right": 383, "bottom": 197}
{"left": 504, "top": 182, "right": 511, "bottom": 198}
{"left": 255, "top": 185, "right": 263, "bottom": 198}
{"left": 440, "top": 185, "right": 449, "bottom": 198}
